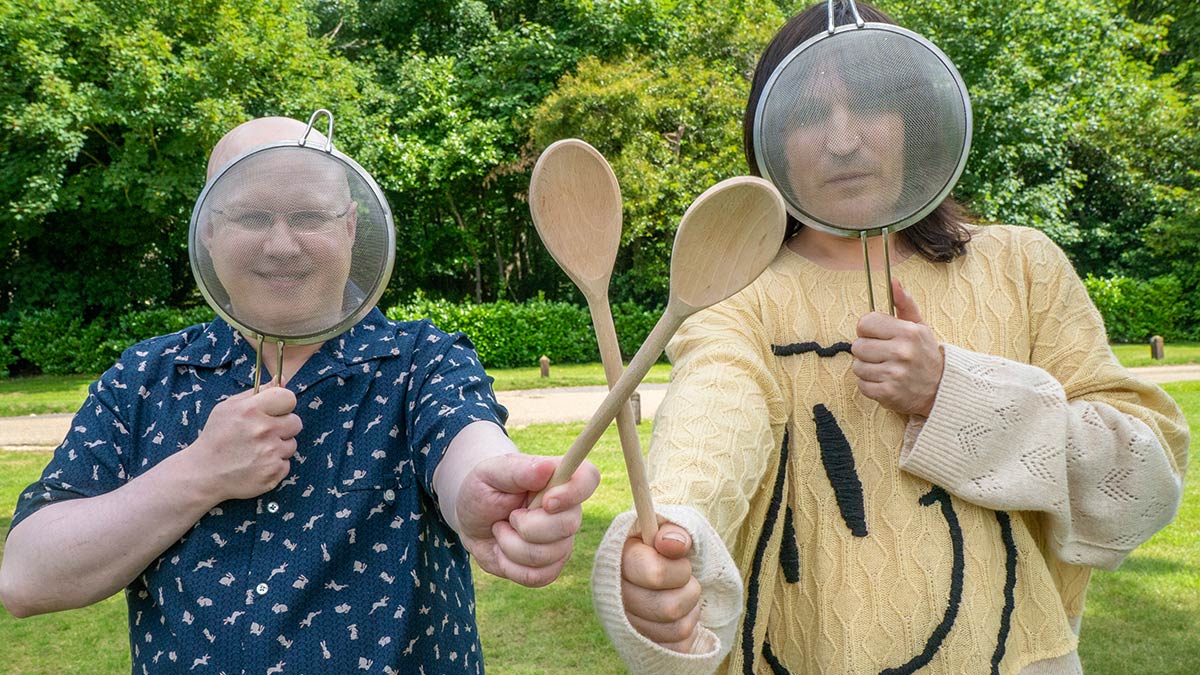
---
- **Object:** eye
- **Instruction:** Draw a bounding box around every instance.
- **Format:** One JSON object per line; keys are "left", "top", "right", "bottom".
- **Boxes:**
{"left": 287, "top": 211, "right": 335, "bottom": 232}
{"left": 793, "top": 99, "right": 831, "bottom": 128}
{"left": 228, "top": 209, "right": 273, "bottom": 231}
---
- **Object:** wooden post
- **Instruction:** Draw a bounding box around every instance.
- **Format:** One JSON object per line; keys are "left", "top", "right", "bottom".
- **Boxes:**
{"left": 1150, "top": 336, "right": 1164, "bottom": 361}
{"left": 629, "top": 391, "right": 642, "bottom": 425}
{"left": 539, "top": 355, "right": 550, "bottom": 378}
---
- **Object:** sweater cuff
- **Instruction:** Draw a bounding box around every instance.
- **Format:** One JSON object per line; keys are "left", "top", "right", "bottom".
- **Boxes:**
{"left": 899, "top": 343, "right": 1037, "bottom": 488}
{"left": 592, "top": 505, "right": 743, "bottom": 675}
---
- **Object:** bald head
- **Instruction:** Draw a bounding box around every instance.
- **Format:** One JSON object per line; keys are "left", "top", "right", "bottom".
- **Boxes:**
{"left": 207, "top": 117, "right": 329, "bottom": 180}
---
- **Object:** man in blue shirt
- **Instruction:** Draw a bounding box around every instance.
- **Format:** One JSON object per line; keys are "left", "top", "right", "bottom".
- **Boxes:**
{"left": 0, "top": 117, "right": 601, "bottom": 674}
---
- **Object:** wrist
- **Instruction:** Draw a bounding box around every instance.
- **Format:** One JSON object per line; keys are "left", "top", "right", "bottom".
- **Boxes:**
{"left": 433, "top": 421, "right": 515, "bottom": 534}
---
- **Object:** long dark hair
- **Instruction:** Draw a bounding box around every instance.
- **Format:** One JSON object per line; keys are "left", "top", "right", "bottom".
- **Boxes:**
{"left": 743, "top": 1, "right": 973, "bottom": 262}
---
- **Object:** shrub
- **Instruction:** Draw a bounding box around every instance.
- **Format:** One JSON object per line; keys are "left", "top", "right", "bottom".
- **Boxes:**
{"left": 10, "top": 310, "right": 114, "bottom": 375}
{"left": 387, "top": 295, "right": 663, "bottom": 368}
{"left": 6, "top": 306, "right": 217, "bottom": 376}
{"left": 1083, "top": 274, "right": 1193, "bottom": 342}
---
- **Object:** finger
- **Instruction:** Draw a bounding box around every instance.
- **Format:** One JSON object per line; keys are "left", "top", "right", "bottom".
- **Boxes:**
{"left": 478, "top": 542, "right": 564, "bottom": 588}
{"left": 278, "top": 412, "right": 304, "bottom": 440}
{"left": 855, "top": 311, "right": 905, "bottom": 340}
{"left": 850, "top": 359, "right": 890, "bottom": 384}
{"left": 622, "top": 537, "right": 693, "bottom": 590}
{"left": 492, "top": 519, "right": 573, "bottom": 569}
{"left": 509, "top": 505, "right": 583, "bottom": 545}
{"left": 891, "top": 279, "right": 924, "bottom": 324}
{"left": 850, "top": 337, "right": 892, "bottom": 364}
{"left": 626, "top": 601, "right": 701, "bottom": 646}
{"left": 653, "top": 523, "right": 692, "bottom": 560}
{"left": 540, "top": 459, "right": 600, "bottom": 513}
{"left": 472, "top": 454, "right": 556, "bottom": 496}
{"left": 621, "top": 576, "right": 701, "bottom": 623}
{"left": 255, "top": 386, "right": 298, "bottom": 416}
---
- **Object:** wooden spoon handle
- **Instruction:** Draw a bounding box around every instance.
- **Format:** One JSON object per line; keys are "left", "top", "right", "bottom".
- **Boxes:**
{"left": 530, "top": 306, "right": 686, "bottom": 509}
{"left": 587, "top": 294, "right": 658, "bottom": 545}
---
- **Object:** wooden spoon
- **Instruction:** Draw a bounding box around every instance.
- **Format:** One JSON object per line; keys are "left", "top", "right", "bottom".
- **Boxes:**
{"left": 530, "top": 175, "right": 787, "bottom": 506}
{"left": 528, "top": 139, "right": 658, "bottom": 544}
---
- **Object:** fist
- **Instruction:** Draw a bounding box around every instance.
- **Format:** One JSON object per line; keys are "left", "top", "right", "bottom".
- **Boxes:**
{"left": 189, "top": 385, "right": 302, "bottom": 501}
{"left": 621, "top": 523, "right": 701, "bottom": 652}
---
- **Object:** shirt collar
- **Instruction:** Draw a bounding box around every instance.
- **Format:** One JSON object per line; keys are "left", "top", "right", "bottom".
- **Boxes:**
{"left": 173, "top": 308, "right": 398, "bottom": 387}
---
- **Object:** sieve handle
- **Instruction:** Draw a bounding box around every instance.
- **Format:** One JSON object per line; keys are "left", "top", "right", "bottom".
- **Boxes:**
{"left": 301, "top": 109, "right": 335, "bottom": 153}
{"left": 827, "top": 0, "right": 865, "bottom": 33}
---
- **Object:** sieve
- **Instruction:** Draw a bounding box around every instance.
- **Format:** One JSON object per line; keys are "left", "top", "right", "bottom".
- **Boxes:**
{"left": 753, "top": 0, "right": 971, "bottom": 313}
{"left": 189, "top": 110, "right": 395, "bottom": 391}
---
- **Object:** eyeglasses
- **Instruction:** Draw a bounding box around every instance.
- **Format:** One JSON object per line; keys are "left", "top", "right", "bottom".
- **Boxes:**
{"left": 210, "top": 205, "right": 352, "bottom": 234}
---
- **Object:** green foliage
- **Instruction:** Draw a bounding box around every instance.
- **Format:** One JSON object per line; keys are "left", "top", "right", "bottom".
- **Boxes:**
{"left": 10, "top": 309, "right": 113, "bottom": 375}
{"left": 386, "top": 295, "right": 659, "bottom": 368}
{"left": 0, "top": 0, "right": 384, "bottom": 320}
{"left": 5, "top": 305, "right": 215, "bottom": 376}
{"left": 1084, "top": 274, "right": 1195, "bottom": 342}
{"left": 1, "top": 0, "right": 1196, "bottom": 338}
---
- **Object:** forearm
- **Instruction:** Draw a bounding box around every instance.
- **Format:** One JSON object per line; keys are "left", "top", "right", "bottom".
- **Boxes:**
{"left": 0, "top": 449, "right": 220, "bottom": 617}
{"left": 900, "top": 344, "right": 1187, "bottom": 568}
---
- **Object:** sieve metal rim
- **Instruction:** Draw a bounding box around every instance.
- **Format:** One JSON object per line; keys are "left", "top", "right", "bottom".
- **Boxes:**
{"left": 188, "top": 140, "right": 396, "bottom": 345}
{"left": 752, "top": 21, "right": 973, "bottom": 239}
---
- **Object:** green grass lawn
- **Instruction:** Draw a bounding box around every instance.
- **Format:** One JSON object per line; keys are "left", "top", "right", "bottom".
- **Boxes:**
{"left": 0, "top": 363, "right": 675, "bottom": 417}
{"left": 1110, "top": 341, "right": 1200, "bottom": 368}
{"left": 1, "top": 382, "right": 1197, "bottom": 673}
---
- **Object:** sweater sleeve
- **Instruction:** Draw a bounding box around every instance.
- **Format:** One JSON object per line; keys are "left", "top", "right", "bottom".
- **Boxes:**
{"left": 899, "top": 231, "right": 1189, "bottom": 570}
{"left": 644, "top": 292, "right": 789, "bottom": 546}
{"left": 591, "top": 505, "right": 744, "bottom": 675}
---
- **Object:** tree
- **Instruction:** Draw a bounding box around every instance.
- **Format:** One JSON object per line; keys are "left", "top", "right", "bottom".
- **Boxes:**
{"left": 0, "top": 0, "right": 383, "bottom": 320}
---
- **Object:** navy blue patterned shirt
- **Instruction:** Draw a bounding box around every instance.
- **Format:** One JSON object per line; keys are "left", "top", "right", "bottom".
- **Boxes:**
{"left": 10, "top": 309, "right": 507, "bottom": 674}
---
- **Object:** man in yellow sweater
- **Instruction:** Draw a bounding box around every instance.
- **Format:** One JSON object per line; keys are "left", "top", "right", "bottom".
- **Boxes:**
{"left": 591, "top": 3, "right": 1190, "bottom": 674}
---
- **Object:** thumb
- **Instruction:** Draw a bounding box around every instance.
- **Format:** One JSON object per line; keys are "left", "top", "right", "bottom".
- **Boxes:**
{"left": 891, "top": 278, "right": 924, "bottom": 324}
{"left": 473, "top": 453, "right": 556, "bottom": 496}
{"left": 653, "top": 522, "right": 693, "bottom": 560}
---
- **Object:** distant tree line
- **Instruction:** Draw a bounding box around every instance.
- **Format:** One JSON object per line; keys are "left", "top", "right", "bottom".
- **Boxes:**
{"left": 1, "top": 0, "right": 1197, "bottom": 344}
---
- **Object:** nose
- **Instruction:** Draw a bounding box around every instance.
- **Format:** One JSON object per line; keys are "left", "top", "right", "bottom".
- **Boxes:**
{"left": 824, "top": 103, "right": 862, "bottom": 157}
{"left": 261, "top": 216, "right": 303, "bottom": 258}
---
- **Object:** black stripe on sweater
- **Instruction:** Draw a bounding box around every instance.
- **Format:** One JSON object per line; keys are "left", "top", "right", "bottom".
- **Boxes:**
{"left": 741, "top": 428, "right": 792, "bottom": 675}
{"left": 991, "top": 511, "right": 1018, "bottom": 674}
{"left": 880, "top": 486, "right": 964, "bottom": 675}
{"left": 813, "top": 404, "right": 868, "bottom": 537}
{"left": 772, "top": 341, "right": 852, "bottom": 357}
{"left": 763, "top": 641, "right": 792, "bottom": 674}
{"left": 781, "top": 506, "right": 801, "bottom": 583}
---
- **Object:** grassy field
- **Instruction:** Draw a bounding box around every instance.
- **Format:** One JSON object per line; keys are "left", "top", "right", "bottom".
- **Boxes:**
{"left": 0, "top": 363, "right": 675, "bottom": 417}
{"left": 1110, "top": 341, "right": 1200, "bottom": 368}
{"left": 0, "top": 343, "right": 1195, "bottom": 417}
{"left": 1, "top": 381, "right": 1197, "bottom": 673}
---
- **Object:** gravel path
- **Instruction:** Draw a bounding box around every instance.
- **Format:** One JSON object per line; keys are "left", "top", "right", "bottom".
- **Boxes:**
{"left": 1, "top": 365, "right": 1196, "bottom": 451}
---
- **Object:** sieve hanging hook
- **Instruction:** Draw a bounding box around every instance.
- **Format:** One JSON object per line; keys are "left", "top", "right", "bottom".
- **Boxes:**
{"left": 300, "top": 109, "right": 335, "bottom": 153}
{"left": 827, "top": 0, "right": 866, "bottom": 34}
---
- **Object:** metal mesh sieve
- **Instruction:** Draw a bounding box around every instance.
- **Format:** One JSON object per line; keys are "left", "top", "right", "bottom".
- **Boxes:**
{"left": 755, "top": 23, "right": 970, "bottom": 235}
{"left": 752, "top": 2, "right": 971, "bottom": 311}
{"left": 188, "top": 110, "right": 394, "bottom": 386}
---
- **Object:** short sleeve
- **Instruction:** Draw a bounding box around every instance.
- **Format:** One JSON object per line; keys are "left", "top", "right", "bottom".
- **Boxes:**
{"left": 404, "top": 322, "right": 508, "bottom": 499}
{"left": 9, "top": 365, "right": 135, "bottom": 534}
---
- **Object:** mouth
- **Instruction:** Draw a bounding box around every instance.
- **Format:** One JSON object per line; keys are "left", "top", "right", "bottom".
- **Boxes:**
{"left": 825, "top": 172, "right": 873, "bottom": 187}
{"left": 252, "top": 269, "right": 310, "bottom": 289}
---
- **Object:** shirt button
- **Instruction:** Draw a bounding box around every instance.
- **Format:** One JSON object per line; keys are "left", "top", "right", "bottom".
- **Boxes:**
{"left": 383, "top": 489, "right": 396, "bottom": 502}
{"left": 255, "top": 583, "right": 269, "bottom": 596}
{"left": 266, "top": 501, "right": 280, "bottom": 514}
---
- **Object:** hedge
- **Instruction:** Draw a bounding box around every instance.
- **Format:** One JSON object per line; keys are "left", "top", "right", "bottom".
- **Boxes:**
{"left": 386, "top": 295, "right": 661, "bottom": 369}
{"left": 0, "top": 299, "right": 662, "bottom": 376}
{"left": 1083, "top": 274, "right": 1198, "bottom": 343}
{"left": 2, "top": 275, "right": 1191, "bottom": 376}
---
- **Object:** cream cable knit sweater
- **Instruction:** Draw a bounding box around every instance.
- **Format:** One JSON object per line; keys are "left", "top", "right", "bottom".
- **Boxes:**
{"left": 592, "top": 225, "right": 1189, "bottom": 674}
